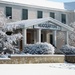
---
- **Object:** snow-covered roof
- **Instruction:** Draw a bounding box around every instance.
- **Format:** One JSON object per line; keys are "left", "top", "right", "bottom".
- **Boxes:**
{"left": 6, "top": 17, "right": 74, "bottom": 32}
{"left": 1, "top": 0, "right": 65, "bottom": 10}
{"left": 1, "top": 0, "right": 75, "bottom": 10}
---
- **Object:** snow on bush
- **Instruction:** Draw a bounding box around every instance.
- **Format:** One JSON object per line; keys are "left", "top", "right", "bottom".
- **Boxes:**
{"left": 60, "top": 45, "right": 75, "bottom": 55}
{"left": 3, "top": 24, "right": 22, "bottom": 31}
{"left": 23, "top": 42, "right": 55, "bottom": 54}
{"left": 0, "top": 11, "right": 22, "bottom": 55}
{"left": 69, "top": 22, "right": 75, "bottom": 46}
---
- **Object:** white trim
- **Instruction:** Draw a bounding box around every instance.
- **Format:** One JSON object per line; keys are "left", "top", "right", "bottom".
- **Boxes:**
{"left": 37, "top": 29, "right": 41, "bottom": 43}
{"left": 0, "top": 0, "right": 74, "bottom": 12}
{"left": 66, "top": 31, "right": 69, "bottom": 45}
{"left": 10, "top": 54, "right": 65, "bottom": 57}
{"left": 53, "top": 31, "right": 57, "bottom": 47}
{"left": 22, "top": 28, "right": 27, "bottom": 48}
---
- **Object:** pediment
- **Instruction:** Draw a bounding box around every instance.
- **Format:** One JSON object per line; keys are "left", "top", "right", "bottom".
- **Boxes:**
{"left": 34, "top": 21, "right": 61, "bottom": 30}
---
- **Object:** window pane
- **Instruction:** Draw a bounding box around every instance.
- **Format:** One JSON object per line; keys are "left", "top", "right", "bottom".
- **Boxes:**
{"left": 6, "top": 7, "right": 12, "bottom": 19}
{"left": 37, "top": 11, "right": 43, "bottom": 18}
{"left": 22, "top": 9, "right": 28, "bottom": 20}
{"left": 50, "top": 12, "right": 55, "bottom": 19}
{"left": 61, "top": 14, "right": 66, "bottom": 24}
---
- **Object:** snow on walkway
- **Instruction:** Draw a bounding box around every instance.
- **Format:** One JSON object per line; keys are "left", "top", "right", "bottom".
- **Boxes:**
{"left": 0, "top": 63, "right": 75, "bottom": 75}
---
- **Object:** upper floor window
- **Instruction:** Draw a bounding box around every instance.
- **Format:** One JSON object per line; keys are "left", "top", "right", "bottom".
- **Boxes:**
{"left": 50, "top": 12, "right": 55, "bottom": 19}
{"left": 6, "top": 7, "right": 12, "bottom": 19}
{"left": 22, "top": 9, "right": 28, "bottom": 20}
{"left": 37, "top": 11, "right": 43, "bottom": 18}
{"left": 61, "top": 14, "right": 66, "bottom": 24}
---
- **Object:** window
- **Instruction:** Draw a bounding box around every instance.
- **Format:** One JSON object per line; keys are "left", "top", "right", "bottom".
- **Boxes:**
{"left": 22, "top": 9, "right": 28, "bottom": 20}
{"left": 6, "top": 7, "right": 12, "bottom": 19}
{"left": 61, "top": 14, "right": 66, "bottom": 24}
{"left": 50, "top": 12, "right": 55, "bottom": 19}
{"left": 37, "top": 11, "right": 43, "bottom": 18}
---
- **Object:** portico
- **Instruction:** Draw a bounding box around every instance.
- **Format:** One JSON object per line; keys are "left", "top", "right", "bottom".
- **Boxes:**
{"left": 21, "top": 18, "right": 73, "bottom": 49}
{"left": 6, "top": 17, "right": 74, "bottom": 50}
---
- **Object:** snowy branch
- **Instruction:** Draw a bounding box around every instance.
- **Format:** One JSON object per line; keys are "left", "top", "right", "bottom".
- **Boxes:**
{"left": 0, "top": 11, "right": 23, "bottom": 55}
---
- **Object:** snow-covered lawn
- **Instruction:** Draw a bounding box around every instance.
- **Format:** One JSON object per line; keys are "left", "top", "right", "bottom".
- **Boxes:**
{"left": 0, "top": 63, "right": 75, "bottom": 75}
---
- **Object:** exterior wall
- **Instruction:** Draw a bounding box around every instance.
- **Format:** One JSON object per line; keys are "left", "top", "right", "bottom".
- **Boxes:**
{"left": 28, "top": 8, "right": 37, "bottom": 19}
{"left": 0, "top": 6, "right": 4, "bottom": 13}
{"left": 12, "top": 7, "right": 21, "bottom": 21}
{"left": 0, "top": 55, "right": 65, "bottom": 64}
{"left": 57, "top": 31, "right": 66, "bottom": 49}
{"left": 0, "top": 2, "right": 74, "bottom": 25}
{"left": 67, "top": 12, "right": 75, "bottom": 25}
{"left": 55, "top": 11, "right": 61, "bottom": 21}
{"left": 43, "top": 10, "right": 49, "bottom": 18}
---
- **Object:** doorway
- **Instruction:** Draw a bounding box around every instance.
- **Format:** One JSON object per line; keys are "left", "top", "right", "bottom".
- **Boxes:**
{"left": 50, "top": 34, "right": 53, "bottom": 45}
{"left": 27, "top": 32, "right": 32, "bottom": 44}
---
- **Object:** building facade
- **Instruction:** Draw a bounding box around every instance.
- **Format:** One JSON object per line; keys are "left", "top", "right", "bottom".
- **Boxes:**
{"left": 0, "top": 0, "right": 75, "bottom": 50}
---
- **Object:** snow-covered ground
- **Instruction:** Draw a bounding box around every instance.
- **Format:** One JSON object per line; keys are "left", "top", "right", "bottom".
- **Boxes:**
{"left": 0, "top": 63, "right": 75, "bottom": 75}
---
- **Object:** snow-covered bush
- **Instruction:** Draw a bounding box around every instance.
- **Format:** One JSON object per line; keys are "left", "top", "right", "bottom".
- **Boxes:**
{"left": 23, "top": 42, "right": 55, "bottom": 54}
{"left": 69, "top": 22, "right": 75, "bottom": 46}
{"left": 0, "top": 11, "right": 22, "bottom": 54}
{"left": 60, "top": 45, "right": 75, "bottom": 55}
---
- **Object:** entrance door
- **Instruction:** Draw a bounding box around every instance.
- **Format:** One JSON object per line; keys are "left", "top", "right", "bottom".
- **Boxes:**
{"left": 41, "top": 34, "right": 44, "bottom": 42}
{"left": 27, "top": 32, "right": 31, "bottom": 44}
{"left": 50, "top": 34, "right": 53, "bottom": 45}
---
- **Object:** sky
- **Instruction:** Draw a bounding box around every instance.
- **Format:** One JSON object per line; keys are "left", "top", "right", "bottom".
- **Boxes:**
{"left": 48, "top": 0, "right": 75, "bottom": 2}
{"left": 2, "top": 0, "right": 75, "bottom": 3}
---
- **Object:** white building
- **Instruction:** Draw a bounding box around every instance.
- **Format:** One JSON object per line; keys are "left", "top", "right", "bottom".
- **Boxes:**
{"left": 0, "top": 0, "right": 75, "bottom": 50}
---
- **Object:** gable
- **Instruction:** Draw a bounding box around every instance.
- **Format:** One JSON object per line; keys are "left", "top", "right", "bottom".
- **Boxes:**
{"left": 6, "top": 17, "right": 74, "bottom": 32}
{"left": 34, "top": 21, "right": 61, "bottom": 30}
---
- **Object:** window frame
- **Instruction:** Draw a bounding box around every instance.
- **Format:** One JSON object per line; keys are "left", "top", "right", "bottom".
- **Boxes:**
{"left": 61, "top": 14, "right": 66, "bottom": 24}
{"left": 37, "top": 11, "right": 43, "bottom": 18}
{"left": 50, "top": 12, "right": 55, "bottom": 19}
{"left": 5, "top": 7, "right": 12, "bottom": 19}
{"left": 22, "top": 9, "right": 28, "bottom": 20}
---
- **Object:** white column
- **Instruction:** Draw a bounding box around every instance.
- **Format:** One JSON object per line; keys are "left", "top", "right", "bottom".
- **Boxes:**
{"left": 53, "top": 30, "right": 57, "bottom": 47}
{"left": 46, "top": 33, "right": 50, "bottom": 43}
{"left": 22, "top": 28, "right": 27, "bottom": 48}
{"left": 37, "top": 29, "right": 41, "bottom": 43}
{"left": 34, "top": 31, "right": 36, "bottom": 43}
{"left": 66, "top": 31, "right": 69, "bottom": 45}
